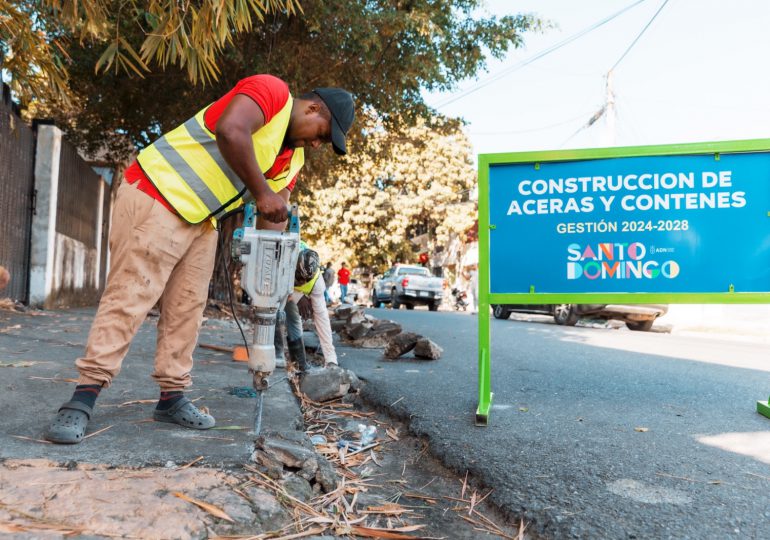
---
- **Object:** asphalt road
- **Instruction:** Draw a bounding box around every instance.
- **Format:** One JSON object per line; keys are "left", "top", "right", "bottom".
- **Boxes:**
{"left": 339, "top": 308, "right": 770, "bottom": 539}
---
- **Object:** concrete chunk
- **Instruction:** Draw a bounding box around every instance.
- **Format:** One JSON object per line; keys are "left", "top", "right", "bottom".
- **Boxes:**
{"left": 384, "top": 332, "right": 421, "bottom": 359}
{"left": 348, "top": 370, "right": 362, "bottom": 391}
{"left": 351, "top": 334, "right": 391, "bottom": 349}
{"left": 414, "top": 338, "right": 443, "bottom": 360}
{"left": 300, "top": 365, "right": 354, "bottom": 402}
{"left": 315, "top": 455, "right": 339, "bottom": 493}
{"left": 334, "top": 304, "right": 361, "bottom": 320}
{"left": 347, "top": 310, "right": 367, "bottom": 325}
{"left": 345, "top": 322, "right": 370, "bottom": 341}
{"left": 255, "top": 431, "right": 316, "bottom": 470}
{"left": 252, "top": 431, "right": 339, "bottom": 492}
{"left": 281, "top": 474, "right": 314, "bottom": 502}
{"left": 334, "top": 305, "right": 352, "bottom": 319}
{"left": 368, "top": 320, "right": 403, "bottom": 337}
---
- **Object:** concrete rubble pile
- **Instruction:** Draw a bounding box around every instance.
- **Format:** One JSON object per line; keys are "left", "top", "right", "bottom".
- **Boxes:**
{"left": 292, "top": 332, "right": 361, "bottom": 404}
{"left": 332, "top": 303, "right": 443, "bottom": 360}
{"left": 252, "top": 430, "right": 339, "bottom": 499}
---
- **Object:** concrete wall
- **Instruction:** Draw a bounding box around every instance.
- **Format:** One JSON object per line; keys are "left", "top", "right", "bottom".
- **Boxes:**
{"left": 28, "top": 125, "right": 110, "bottom": 308}
{"left": 660, "top": 304, "right": 770, "bottom": 340}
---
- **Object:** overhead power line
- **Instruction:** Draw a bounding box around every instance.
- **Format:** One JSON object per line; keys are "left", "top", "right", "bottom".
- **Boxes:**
{"left": 470, "top": 109, "right": 598, "bottom": 136}
{"left": 432, "top": 0, "right": 649, "bottom": 110}
{"left": 562, "top": 0, "right": 671, "bottom": 147}
{"left": 610, "top": 0, "right": 671, "bottom": 72}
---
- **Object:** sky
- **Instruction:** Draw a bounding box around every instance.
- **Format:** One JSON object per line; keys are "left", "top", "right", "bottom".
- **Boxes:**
{"left": 425, "top": 0, "right": 770, "bottom": 157}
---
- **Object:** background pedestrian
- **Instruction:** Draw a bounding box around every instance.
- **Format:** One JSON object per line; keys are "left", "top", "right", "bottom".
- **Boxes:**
{"left": 337, "top": 262, "right": 351, "bottom": 304}
{"left": 322, "top": 262, "right": 335, "bottom": 305}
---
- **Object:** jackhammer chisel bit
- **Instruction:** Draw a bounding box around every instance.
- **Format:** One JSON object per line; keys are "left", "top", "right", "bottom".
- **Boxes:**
{"left": 253, "top": 385, "right": 265, "bottom": 435}
{"left": 251, "top": 367, "right": 269, "bottom": 434}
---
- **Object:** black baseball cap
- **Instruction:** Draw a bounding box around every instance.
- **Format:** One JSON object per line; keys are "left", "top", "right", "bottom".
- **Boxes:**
{"left": 313, "top": 87, "right": 355, "bottom": 155}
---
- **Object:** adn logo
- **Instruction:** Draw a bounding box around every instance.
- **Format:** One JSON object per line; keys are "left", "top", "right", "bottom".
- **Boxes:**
{"left": 566, "top": 242, "right": 680, "bottom": 280}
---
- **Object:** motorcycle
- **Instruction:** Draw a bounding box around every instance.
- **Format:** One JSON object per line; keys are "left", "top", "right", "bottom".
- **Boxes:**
{"left": 450, "top": 288, "right": 469, "bottom": 311}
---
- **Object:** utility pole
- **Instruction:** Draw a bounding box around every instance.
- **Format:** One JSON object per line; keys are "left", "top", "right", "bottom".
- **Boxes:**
{"left": 602, "top": 69, "right": 617, "bottom": 147}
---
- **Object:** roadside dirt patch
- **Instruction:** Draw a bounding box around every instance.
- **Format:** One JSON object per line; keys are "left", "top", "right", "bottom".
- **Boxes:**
{"left": 0, "top": 459, "right": 286, "bottom": 539}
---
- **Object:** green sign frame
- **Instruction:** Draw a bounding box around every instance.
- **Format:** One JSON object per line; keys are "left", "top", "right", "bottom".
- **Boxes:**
{"left": 477, "top": 138, "right": 770, "bottom": 426}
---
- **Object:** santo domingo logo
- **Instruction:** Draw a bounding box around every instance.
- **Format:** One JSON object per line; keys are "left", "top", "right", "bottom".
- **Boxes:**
{"left": 566, "top": 242, "right": 680, "bottom": 280}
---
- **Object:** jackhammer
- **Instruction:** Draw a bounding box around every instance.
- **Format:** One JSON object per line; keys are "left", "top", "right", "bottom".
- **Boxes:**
{"left": 231, "top": 202, "right": 301, "bottom": 434}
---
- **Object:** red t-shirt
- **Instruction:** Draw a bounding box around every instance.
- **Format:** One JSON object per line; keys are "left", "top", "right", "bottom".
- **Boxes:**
{"left": 124, "top": 74, "right": 299, "bottom": 214}
{"left": 337, "top": 267, "right": 351, "bottom": 285}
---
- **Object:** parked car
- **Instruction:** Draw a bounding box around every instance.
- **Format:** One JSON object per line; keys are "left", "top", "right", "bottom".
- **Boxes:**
{"left": 371, "top": 264, "right": 444, "bottom": 311}
{"left": 491, "top": 303, "right": 668, "bottom": 331}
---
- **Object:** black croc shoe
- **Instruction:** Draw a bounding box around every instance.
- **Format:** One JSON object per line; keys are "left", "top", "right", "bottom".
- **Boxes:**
{"left": 45, "top": 401, "right": 93, "bottom": 444}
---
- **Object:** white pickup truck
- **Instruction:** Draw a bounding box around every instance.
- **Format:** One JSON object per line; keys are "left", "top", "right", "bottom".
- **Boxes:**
{"left": 371, "top": 264, "right": 444, "bottom": 311}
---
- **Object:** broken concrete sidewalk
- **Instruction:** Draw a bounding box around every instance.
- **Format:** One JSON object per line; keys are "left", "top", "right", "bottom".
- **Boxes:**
{"left": 252, "top": 430, "right": 339, "bottom": 495}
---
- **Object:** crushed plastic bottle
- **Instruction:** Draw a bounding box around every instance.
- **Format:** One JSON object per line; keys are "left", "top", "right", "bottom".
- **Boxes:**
{"left": 310, "top": 434, "right": 327, "bottom": 445}
{"left": 357, "top": 424, "right": 377, "bottom": 446}
{"left": 337, "top": 439, "right": 358, "bottom": 451}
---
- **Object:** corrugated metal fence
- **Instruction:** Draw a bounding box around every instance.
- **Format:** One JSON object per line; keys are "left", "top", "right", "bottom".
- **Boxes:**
{"left": 0, "top": 85, "right": 36, "bottom": 301}
{"left": 56, "top": 137, "right": 100, "bottom": 248}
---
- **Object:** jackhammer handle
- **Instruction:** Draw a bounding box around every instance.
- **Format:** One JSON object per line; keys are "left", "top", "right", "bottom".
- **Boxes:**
{"left": 250, "top": 202, "right": 295, "bottom": 217}
{"left": 251, "top": 202, "right": 299, "bottom": 233}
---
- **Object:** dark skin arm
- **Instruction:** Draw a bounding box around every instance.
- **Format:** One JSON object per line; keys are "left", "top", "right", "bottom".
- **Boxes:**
{"left": 216, "top": 94, "right": 288, "bottom": 223}
{"left": 257, "top": 188, "right": 290, "bottom": 231}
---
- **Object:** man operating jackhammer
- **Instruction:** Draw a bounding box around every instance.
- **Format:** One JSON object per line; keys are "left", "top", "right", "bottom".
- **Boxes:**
{"left": 44, "top": 75, "right": 355, "bottom": 444}
{"left": 278, "top": 244, "right": 338, "bottom": 372}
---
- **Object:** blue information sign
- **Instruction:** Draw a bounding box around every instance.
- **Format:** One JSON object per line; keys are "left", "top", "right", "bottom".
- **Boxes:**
{"left": 489, "top": 152, "right": 770, "bottom": 294}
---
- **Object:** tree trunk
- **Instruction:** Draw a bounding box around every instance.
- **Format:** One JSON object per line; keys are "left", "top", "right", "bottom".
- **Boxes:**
{"left": 209, "top": 214, "right": 244, "bottom": 302}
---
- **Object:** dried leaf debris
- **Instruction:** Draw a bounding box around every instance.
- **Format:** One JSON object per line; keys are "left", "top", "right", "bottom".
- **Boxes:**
{"left": 211, "top": 375, "right": 525, "bottom": 539}
{"left": 174, "top": 491, "right": 235, "bottom": 523}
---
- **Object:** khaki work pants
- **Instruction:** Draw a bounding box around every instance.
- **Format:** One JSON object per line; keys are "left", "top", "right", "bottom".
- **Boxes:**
{"left": 76, "top": 180, "right": 217, "bottom": 390}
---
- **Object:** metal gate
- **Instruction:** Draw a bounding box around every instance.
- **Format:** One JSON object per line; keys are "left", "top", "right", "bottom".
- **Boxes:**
{"left": 56, "top": 137, "right": 100, "bottom": 247}
{"left": 0, "top": 85, "right": 35, "bottom": 302}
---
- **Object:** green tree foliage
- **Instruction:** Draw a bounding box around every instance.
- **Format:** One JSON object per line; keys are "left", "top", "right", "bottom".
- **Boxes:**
{"left": 301, "top": 116, "right": 477, "bottom": 272}
{"left": 1, "top": 0, "right": 71, "bottom": 105}
{"left": 38, "top": 0, "right": 541, "bottom": 165}
{"left": 1, "top": 0, "right": 301, "bottom": 105}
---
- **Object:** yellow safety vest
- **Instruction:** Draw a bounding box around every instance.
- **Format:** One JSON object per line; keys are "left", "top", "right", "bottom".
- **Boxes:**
{"left": 136, "top": 97, "right": 304, "bottom": 224}
{"left": 295, "top": 269, "right": 321, "bottom": 295}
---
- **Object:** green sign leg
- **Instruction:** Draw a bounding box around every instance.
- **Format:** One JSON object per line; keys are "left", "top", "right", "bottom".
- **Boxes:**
{"left": 757, "top": 397, "right": 770, "bottom": 419}
{"left": 477, "top": 155, "right": 493, "bottom": 426}
{"left": 476, "top": 346, "right": 494, "bottom": 425}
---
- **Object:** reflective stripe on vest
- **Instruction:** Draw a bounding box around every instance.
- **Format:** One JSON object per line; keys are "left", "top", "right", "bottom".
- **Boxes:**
{"left": 136, "top": 96, "right": 304, "bottom": 224}
{"left": 295, "top": 268, "right": 321, "bottom": 295}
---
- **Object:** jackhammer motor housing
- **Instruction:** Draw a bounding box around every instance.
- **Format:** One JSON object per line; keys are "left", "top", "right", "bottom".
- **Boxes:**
{"left": 232, "top": 213, "right": 300, "bottom": 379}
